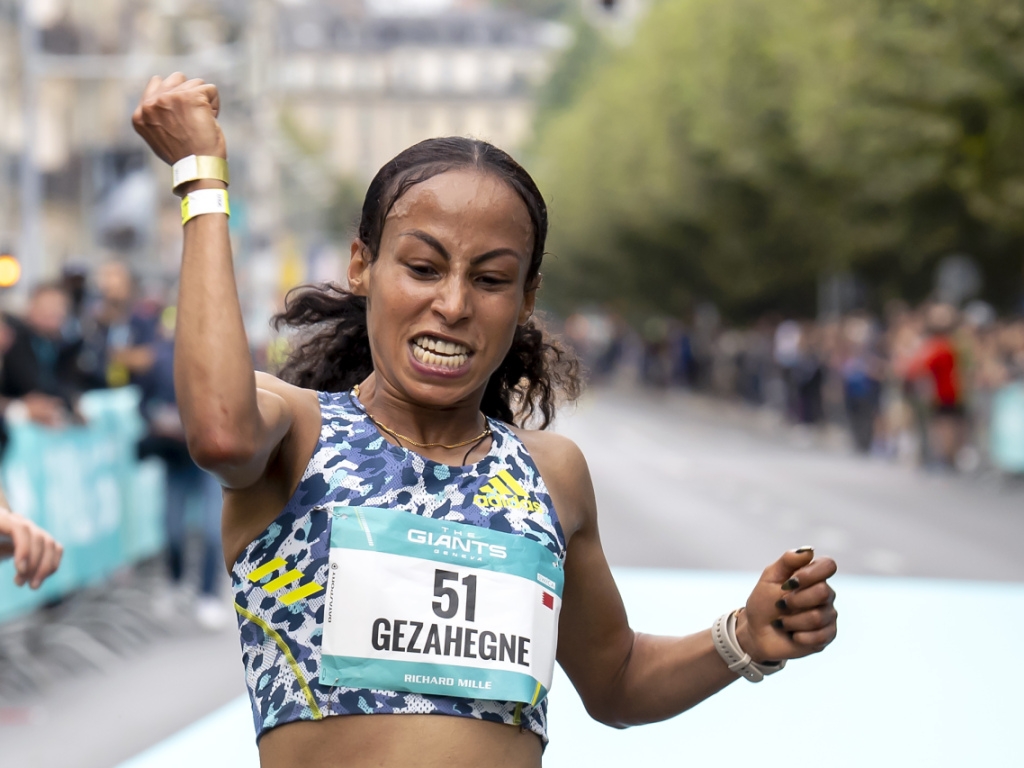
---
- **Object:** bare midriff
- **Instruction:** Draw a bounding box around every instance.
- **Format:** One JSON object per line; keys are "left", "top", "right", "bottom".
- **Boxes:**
{"left": 258, "top": 713, "right": 544, "bottom": 768}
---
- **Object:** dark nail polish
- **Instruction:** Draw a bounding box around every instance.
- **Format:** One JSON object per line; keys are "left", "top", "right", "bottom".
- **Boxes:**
{"left": 775, "top": 598, "right": 788, "bottom": 610}
{"left": 795, "top": 546, "right": 814, "bottom": 554}
{"left": 771, "top": 619, "right": 785, "bottom": 630}
{"left": 782, "top": 577, "right": 799, "bottom": 591}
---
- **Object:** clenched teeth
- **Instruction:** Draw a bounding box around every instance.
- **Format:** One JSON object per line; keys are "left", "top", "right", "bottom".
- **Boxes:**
{"left": 413, "top": 336, "right": 470, "bottom": 356}
{"left": 412, "top": 336, "right": 470, "bottom": 369}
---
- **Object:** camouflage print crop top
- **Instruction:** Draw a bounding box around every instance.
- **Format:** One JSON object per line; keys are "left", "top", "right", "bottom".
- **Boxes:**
{"left": 231, "top": 389, "right": 567, "bottom": 745}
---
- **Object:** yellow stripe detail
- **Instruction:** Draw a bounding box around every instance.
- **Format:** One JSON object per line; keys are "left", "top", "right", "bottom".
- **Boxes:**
{"left": 234, "top": 604, "right": 323, "bottom": 720}
{"left": 530, "top": 681, "right": 543, "bottom": 706}
{"left": 479, "top": 481, "right": 498, "bottom": 496}
{"left": 247, "top": 557, "right": 287, "bottom": 583}
{"left": 263, "top": 569, "right": 303, "bottom": 592}
{"left": 498, "top": 470, "right": 529, "bottom": 498}
{"left": 513, "top": 702, "right": 523, "bottom": 725}
{"left": 488, "top": 477, "right": 513, "bottom": 496}
{"left": 280, "top": 582, "right": 324, "bottom": 605}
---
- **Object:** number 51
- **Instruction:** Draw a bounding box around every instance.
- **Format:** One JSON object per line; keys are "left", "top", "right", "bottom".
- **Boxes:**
{"left": 432, "top": 569, "right": 477, "bottom": 622}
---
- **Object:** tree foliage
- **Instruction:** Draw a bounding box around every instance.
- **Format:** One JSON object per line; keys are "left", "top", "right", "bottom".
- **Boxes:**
{"left": 532, "top": 0, "right": 1024, "bottom": 320}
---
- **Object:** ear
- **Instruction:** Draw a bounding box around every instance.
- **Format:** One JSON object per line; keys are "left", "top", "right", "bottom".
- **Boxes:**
{"left": 348, "top": 240, "right": 371, "bottom": 296}
{"left": 518, "top": 274, "right": 539, "bottom": 326}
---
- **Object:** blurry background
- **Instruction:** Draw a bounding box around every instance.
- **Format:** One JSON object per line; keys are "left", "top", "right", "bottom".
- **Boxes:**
{"left": 0, "top": 0, "right": 1022, "bottom": 766}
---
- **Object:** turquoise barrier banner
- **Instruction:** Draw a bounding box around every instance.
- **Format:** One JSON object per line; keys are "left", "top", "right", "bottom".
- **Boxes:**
{"left": 991, "top": 383, "right": 1024, "bottom": 473}
{"left": 0, "top": 387, "right": 167, "bottom": 623}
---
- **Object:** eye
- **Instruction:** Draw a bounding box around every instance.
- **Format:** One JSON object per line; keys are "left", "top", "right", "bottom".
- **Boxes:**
{"left": 477, "top": 274, "right": 513, "bottom": 288}
{"left": 407, "top": 263, "right": 438, "bottom": 278}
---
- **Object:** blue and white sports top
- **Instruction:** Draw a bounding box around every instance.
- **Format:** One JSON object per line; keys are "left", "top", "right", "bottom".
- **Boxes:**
{"left": 231, "top": 389, "right": 567, "bottom": 744}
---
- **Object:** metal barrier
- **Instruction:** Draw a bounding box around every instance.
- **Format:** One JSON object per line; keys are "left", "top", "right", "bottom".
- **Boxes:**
{"left": 0, "top": 386, "right": 167, "bottom": 624}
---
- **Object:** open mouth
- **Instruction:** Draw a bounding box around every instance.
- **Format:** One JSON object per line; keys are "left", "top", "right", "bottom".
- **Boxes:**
{"left": 411, "top": 335, "right": 471, "bottom": 369}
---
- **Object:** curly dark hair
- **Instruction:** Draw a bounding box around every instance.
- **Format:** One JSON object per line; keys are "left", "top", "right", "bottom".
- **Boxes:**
{"left": 274, "top": 137, "right": 581, "bottom": 429}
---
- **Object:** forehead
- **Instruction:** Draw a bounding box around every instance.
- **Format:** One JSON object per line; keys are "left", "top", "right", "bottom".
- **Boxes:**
{"left": 385, "top": 168, "right": 533, "bottom": 249}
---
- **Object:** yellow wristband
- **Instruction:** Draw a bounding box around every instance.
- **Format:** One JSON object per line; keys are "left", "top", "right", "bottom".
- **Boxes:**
{"left": 172, "top": 155, "right": 230, "bottom": 192}
{"left": 181, "top": 189, "right": 230, "bottom": 225}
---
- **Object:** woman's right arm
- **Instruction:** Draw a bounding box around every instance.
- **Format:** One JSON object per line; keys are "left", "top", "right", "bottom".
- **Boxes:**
{"left": 132, "top": 73, "right": 301, "bottom": 489}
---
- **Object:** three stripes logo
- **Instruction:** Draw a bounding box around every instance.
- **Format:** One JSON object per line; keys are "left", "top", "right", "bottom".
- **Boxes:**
{"left": 473, "top": 469, "right": 542, "bottom": 513}
{"left": 247, "top": 558, "right": 324, "bottom": 605}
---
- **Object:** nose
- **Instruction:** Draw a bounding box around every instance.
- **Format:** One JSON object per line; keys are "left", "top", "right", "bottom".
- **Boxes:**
{"left": 431, "top": 273, "right": 470, "bottom": 326}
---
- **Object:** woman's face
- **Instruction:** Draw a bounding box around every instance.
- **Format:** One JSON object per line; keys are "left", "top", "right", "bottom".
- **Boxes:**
{"left": 348, "top": 168, "right": 537, "bottom": 409}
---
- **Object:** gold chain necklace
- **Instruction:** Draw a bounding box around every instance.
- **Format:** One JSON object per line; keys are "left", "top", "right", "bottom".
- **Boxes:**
{"left": 352, "top": 384, "right": 492, "bottom": 450}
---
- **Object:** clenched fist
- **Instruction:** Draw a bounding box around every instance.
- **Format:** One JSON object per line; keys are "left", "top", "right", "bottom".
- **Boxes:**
{"left": 132, "top": 72, "right": 226, "bottom": 175}
{"left": 735, "top": 547, "right": 838, "bottom": 663}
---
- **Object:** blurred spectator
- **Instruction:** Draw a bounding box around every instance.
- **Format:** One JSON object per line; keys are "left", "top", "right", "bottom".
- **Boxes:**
{"left": 641, "top": 316, "right": 671, "bottom": 387}
{"left": 613, "top": 297, "right": 1024, "bottom": 473}
{"left": 0, "top": 282, "right": 82, "bottom": 436}
{"left": 60, "top": 263, "right": 90, "bottom": 342}
{"left": 77, "top": 261, "right": 159, "bottom": 391}
{"left": 839, "top": 315, "right": 883, "bottom": 453}
{"left": 69, "top": 261, "right": 226, "bottom": 626}
{"left": 135, "top": 303, "right": 227, "bottom": 631}
{"left": 900, "top": 304, "right": 966, "bottom": 469}
{"left": 774, "top": 320, "right": 803, "bottom": 418}
{"left": 795, "top": 326, "right": 826, "bottom": 425}
{"left": 564, "top": 310, "right": 626, "bottom": 383}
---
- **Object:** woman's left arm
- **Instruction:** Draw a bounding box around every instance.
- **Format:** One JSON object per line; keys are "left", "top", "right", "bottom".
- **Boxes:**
{"left": 543, "top": 436, "right": 838, "bottom": 728}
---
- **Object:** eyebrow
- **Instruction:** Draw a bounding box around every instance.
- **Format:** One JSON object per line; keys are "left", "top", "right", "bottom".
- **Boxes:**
{"left": 400, "top": 229, "right": 523, "bottom": 265}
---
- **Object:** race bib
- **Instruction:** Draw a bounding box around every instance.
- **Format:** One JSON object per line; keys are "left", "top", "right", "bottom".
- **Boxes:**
{"left": 320, "top": 505, "right": 564, "bottom": 706}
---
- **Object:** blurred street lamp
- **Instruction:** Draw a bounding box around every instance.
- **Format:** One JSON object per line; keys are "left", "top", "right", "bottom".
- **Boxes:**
{"left": 18, "top": 0, "right": 42, "bottom": 297}
{"left": 582, "top": 0, "right": 647, "bottom": 39}
{"left": 0, "top": 254, "right": 22, "bottom": 289}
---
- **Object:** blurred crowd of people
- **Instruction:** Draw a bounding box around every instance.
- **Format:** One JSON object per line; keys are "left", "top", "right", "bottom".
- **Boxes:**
{"left": 0, "top": 264, "right": 226, "bottom": 628}
{"left": 567, "top": 301, "right": 1024, "bottom": 473}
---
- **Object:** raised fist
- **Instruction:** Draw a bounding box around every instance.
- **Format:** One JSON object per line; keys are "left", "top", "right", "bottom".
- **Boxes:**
{"left": 132, "top": 72, "right": 226, "bottom": 168}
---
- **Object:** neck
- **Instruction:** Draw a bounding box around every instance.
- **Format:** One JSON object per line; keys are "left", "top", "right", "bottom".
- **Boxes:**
{"left": 356, "top": 374, "right": 489, "bottom": 451}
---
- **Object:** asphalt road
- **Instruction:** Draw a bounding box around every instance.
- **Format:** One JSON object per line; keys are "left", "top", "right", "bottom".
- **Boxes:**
{"left": 3, "top": 387, "right": 1022, "bottom": 768}
{"left": 557, "top": 387, "right": 1024, "bottom": 582}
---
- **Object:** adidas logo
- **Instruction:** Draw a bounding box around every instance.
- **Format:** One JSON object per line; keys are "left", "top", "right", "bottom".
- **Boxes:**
{"left": 247, "top": 558, "right": 324, "bottom": 605}
{"left": 474, "top": 469, "right": 543, "bottom": 513}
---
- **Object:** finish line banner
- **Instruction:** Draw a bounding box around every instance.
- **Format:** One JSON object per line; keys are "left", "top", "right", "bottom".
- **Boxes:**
{"left": 320, "top": 506, "right": 563, "bottom": 705}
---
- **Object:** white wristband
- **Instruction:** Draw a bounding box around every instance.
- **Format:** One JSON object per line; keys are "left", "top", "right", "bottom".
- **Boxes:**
{"left": 712, "top": 610, "right": 786, "bottom": 682}
{"left": 172, "top": 154, "right": 229, "bottom": 191}
{"left": 181, "top": 188, "right": 230, "bottom": 225}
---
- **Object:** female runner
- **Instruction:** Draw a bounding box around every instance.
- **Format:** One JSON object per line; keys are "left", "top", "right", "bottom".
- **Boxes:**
{"left": 133, "top": 74, "right": 838, "bottom": 768}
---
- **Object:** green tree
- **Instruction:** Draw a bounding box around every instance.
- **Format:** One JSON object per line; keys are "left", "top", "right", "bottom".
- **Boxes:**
{"left": 533, "top": 0, "right": 1024, "bottom": 320}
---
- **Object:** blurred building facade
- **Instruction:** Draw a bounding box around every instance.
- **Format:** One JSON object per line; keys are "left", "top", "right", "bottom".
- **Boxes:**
{"left": 0, "top": 0, "right": 247, "bottom": 288}
{"left": 0, "top": 0, "right": 568, "bottom": 303}
{"left": 274, "top": 2, "right": 569, "bottom": 179}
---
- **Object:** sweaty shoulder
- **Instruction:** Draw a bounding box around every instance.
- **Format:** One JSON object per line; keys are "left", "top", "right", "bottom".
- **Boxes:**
{"left": 512, "top": 428, "right": 595, "bottom": 540}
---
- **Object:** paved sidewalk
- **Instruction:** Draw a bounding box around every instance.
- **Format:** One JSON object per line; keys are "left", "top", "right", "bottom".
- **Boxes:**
{"left": 0, "top": 572, "right": 245, "bottom": 768}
